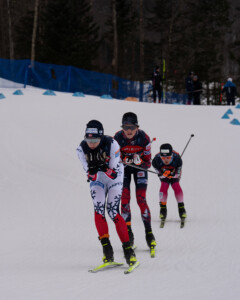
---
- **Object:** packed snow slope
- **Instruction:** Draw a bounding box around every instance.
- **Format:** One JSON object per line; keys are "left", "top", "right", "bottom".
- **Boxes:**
{"left": 0, "top": 88, "right": 240, "bottom": 300}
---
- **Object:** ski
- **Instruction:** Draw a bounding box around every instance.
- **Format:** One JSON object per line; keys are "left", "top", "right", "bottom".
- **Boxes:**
{"left": 88, "top": 261, "right": 123, "bottom": 273}
{"left": 124, "top": 261, "right": 140, "bottom": 274}
{"left": 150, "top": 247, "right": 155, "bottom": 258}
{"left": 180, "top": 218, "right": 186, "bottom": 228}
{"left": 160, "top": 218, "right": 166, "bottom": 228}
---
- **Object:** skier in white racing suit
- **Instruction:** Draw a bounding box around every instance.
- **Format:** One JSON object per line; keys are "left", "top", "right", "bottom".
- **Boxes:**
{"left": 76, "top": 120, "right": 138, "bottom": 267}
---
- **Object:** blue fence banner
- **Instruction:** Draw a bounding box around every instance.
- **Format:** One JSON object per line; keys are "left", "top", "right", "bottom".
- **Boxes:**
{"left": 0, "top": 58, "right": 187, "bottom": 103}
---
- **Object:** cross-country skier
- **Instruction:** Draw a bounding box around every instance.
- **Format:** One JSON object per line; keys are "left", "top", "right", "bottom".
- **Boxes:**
{"left": 76, "top": 120, "right": 138, "bottom": 267}
{"left": 152, "top": 143, "right": 187, "bottom": 220}
{"left": 114, "top": 112, "right": 156, "bottom": 251}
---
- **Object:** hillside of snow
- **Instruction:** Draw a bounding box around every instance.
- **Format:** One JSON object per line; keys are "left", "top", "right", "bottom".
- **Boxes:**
{"left": 0, "top": 87, "right": 240, "bottom": 300}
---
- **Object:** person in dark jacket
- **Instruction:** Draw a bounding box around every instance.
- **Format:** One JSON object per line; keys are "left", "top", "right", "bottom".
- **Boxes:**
{"left": 152, "top": 143, "right": 187, "bottom": 221}
{"left": 151, "top": 66, "right": 163, "bottom": 103}
{"left": 221, "top": 78, "right": 237, "bottom": 105}
{"left": 185, "top": 71, "right": 194, "bottom": 105}
{"left": 114, "top": 112, "right": 156, "bottom": 254}
{"left": 192, "top": 75, "right": 202, "bottom": 105}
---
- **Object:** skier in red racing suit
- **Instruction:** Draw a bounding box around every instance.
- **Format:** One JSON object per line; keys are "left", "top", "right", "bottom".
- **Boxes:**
{"left": 114, "top": 112, "right": 156, "bottom": 251}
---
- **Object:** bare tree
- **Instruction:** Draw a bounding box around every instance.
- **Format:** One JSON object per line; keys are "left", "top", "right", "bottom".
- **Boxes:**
{"left": 112, "top": 0, "right": 118, "bottom": 74}
{"left": 130, "top": 0, "right": 136, "bottom": 79}
{"left": 31, "top": 0, "right": 40, "bottom": 67}
{"left": 139, "top": 0, "right": 144, "bottom": 81}
{"left": 6, "top": 0, "right": 14, "bottom": 59}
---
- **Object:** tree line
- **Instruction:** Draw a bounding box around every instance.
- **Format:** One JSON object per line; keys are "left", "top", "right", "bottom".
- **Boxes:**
{"left": 0, "top": 0, "right": 240, "bottom": 104}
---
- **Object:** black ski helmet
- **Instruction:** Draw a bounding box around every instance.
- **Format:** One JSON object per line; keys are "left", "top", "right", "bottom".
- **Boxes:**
{"left": 85, "top": 120, "right": 104, "bottom": 138}
{"left": 160, "top": 143, "right": 173, "bottom": 156}
{"left": 122, "top": 112, "right": 139, "bottom": 126}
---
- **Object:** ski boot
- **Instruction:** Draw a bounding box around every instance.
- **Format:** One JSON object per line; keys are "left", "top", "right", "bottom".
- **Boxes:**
{"left": 160, "top": 203, "right": 167, "bottom": 220}
{"left": 100, "top": 237, "right": 114, "bottom": 263}
{"left": 146, "top": 231, "right": 157, "bottom": 248}
{"left": 178, "top": 203, "right": 187, "bottom": 219}
{"left": 122, "top": 241, "right": 137, "bottom": 266}
{"left": 127, "top": 225, "right": 134, "bottom": 247}
{"left": 146, "top": 231, "right": 157, "bottom": 257}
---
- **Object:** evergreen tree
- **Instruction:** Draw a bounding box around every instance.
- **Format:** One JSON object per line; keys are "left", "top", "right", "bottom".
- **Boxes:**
{"left": 40, "top": 0, "right": 100, "bottom": 69}
{"left": 146, "top": 0, "right": 188, "bottom": 90}
{"left": 185, "top": 0, "right": 231, "bottom": 103}
{"left": 146, "top": 0, "right": 231, "bottom": 95}
{"left": 104, "top": 0, "right": 138, "bottom": 79}
{"left": 15, "top": 0, "right": 100, "bottom": 70}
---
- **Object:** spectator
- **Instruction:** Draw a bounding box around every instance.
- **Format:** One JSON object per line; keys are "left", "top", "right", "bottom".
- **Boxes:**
{"left": 221, "top": 78, "right": 237, "bottom": 105}
{"left": 192, "top": 75, "right": 202, "bottom": 105}
{"left": 185, "top": 71, "right": 194, "bottom": 104}
{"left": 151, "top": 66, "right": 163, "bottom": 103}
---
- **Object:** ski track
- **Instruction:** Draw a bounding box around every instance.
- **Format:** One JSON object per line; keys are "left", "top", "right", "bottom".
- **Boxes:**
{"left": 0, "top": 88, "right": 240, "bottom": 300}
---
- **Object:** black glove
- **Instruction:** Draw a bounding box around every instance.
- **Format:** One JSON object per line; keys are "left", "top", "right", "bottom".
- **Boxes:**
{"left": 98, "top": 162, "right": 108, "bottom": 172}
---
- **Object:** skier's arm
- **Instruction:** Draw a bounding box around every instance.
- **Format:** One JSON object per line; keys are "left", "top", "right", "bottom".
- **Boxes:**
{"left": 108, "top": 139, "right": 122, "bottom": 174}
{"left": 140, "top": 135, "right": 151, "bottom": 169}
{"left": 173, "top": 156, "right": 183, "bottom": 179}
{"left": 76, "top": 145, "right": 100, "bottom": 182}
{"left": 76, "top": 145, "right": 88, "bottom": 174}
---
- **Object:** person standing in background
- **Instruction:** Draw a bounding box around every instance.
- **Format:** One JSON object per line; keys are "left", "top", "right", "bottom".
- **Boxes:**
{"left": 151, "top": 66, "right": 163, "bottom": 103}
{"left": 192, "top": 75, "right": 202, "bottom": 105}
{"left": 221, "top": 78, "right": 237, "bottom": 105}
{"left": 185, "top": 71, "right": 194, "bottom": 104}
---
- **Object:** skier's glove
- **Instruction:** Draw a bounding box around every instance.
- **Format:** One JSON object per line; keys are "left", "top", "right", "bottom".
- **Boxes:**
{"left": 163, "top": 170, "right": 174, "bottom": 179}
{"left": 88, "top": 172, "right": 97, "bottom": 182}
{"left": 133, "top": 154, "right": 143, "bottom": 165}
{"left": 104, "top": 168, "right": 117, "bottom": 180}
{"left": 123, "top": 157, "right": 133, "bottom": 164}
{"left": 98, "top": 162, "right": 108, "bottom": 172}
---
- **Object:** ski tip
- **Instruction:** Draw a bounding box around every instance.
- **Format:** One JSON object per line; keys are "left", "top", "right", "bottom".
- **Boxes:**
{"left": 180, "top": 218, "right": 186, "bottom": 228}
{"left": 160, "top": 219, "right": 165, "bottom": 228}
{"left": 88, "top": 262, "right": 124, "bottom": 273}
{"left": 124, "top": 261, "right": 140, "bottom": 274}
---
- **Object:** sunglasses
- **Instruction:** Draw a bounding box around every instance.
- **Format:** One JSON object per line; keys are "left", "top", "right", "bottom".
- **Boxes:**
{"left": 85, "top": 137, "right": 101, "bottom": 143}
{"left": 122, "top": 125, "right": 138, "bottom": 131}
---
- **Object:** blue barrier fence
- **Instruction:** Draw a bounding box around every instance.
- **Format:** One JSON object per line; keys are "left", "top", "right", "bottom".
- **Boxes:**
{"left": 0, "top": 58, "right": 187, "bottom": 103}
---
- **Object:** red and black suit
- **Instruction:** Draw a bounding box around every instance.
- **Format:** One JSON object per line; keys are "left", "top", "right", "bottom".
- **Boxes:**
{"left": 114, "top": 129, "right": 152, "bottom": 232}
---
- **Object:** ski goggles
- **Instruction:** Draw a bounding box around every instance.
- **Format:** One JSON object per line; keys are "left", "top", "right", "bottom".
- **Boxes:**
{"left": 85, "top": 137, "right": 101, "bottom": 143}
{"left": 160, "top": 155, "right": 172, "bottom": 160}
{"left": 122, "top": 125, "right": 138, "bottom": 131}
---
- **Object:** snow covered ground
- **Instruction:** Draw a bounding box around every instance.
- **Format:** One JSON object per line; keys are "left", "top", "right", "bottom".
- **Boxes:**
{"left": 0, "top": 87, "right": 240, "bottom": 300}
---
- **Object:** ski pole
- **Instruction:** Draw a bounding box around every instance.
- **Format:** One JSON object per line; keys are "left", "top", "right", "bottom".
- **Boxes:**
{"left": 151, "top": 137, "right": 156, "bottom": 143}
{"left": 181, "top": 134, "right": 194, "bottom": 157}
{"left": 122, "top": 162, "right": 159, "bottom": 174}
